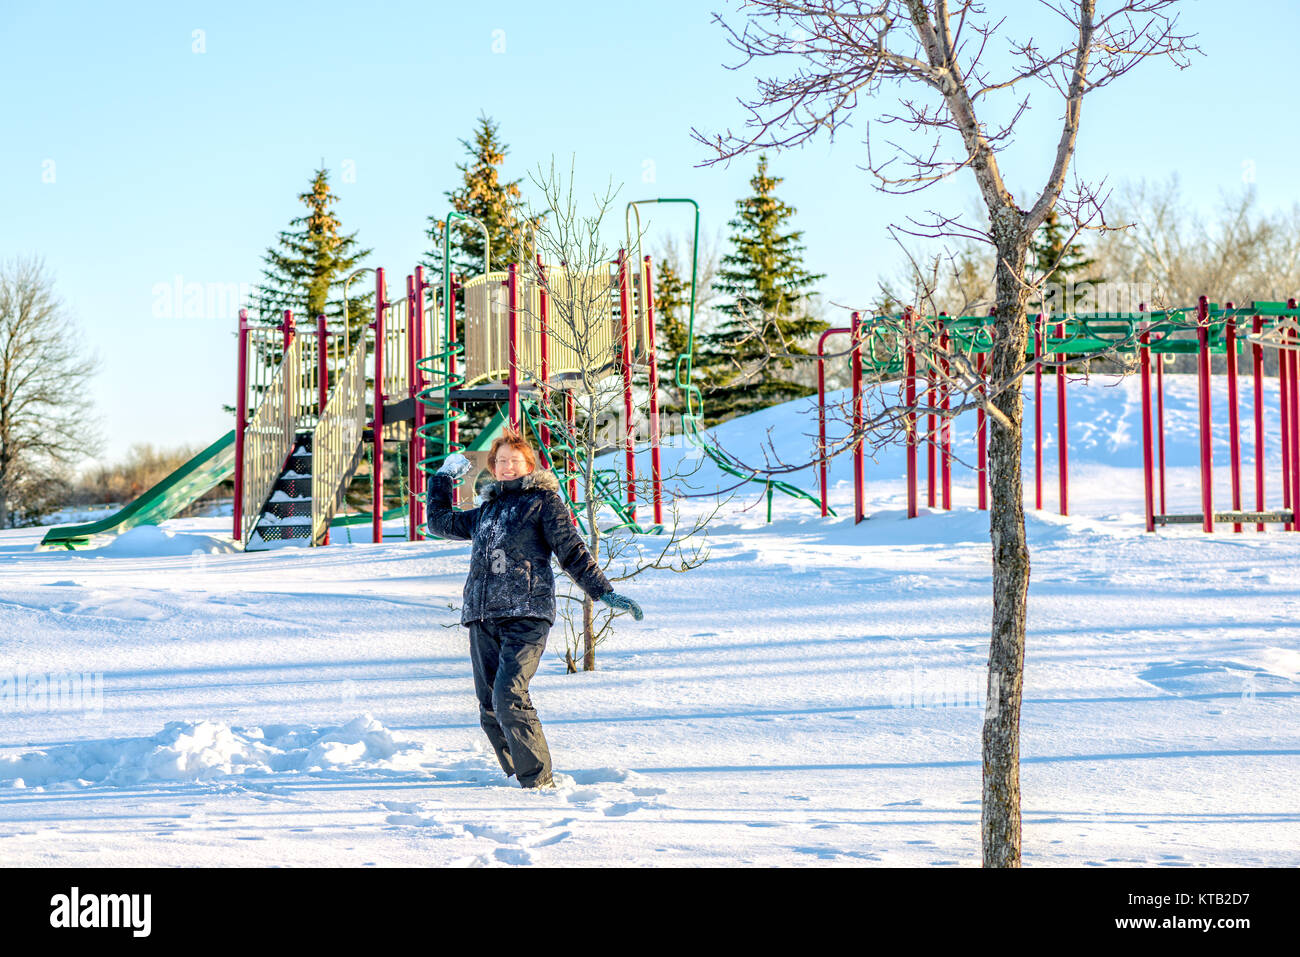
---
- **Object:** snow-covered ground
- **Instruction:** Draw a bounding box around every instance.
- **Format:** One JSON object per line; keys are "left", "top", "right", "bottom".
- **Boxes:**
{"left": 0, "top": 373, "right": 1296, "bottom": 867}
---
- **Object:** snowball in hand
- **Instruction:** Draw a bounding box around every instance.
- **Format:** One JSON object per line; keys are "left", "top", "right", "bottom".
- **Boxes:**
{"left": 438, "top": 453, "right": 472, "bottom": 479}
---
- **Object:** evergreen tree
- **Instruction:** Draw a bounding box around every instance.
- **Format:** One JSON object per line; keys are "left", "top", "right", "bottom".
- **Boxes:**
{"left": 1028, "top": 208, "right": 1098, "bottom": 315}
{"left": 423, "top": 114, "right": 541, "bottom": 280}
{"left": 695, "top": 155, "right": 827, "bottom": 426}
{"left": 247, "top": 167, "right": 373, "bottom": 350}
{"left": 652, "top": 254, "right": 693, "bottom": 415}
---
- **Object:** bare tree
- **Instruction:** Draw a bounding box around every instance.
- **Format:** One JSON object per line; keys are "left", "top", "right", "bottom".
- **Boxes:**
{"left": 0, "top": 258, "right": 102, "bottom": 528}
{"left": 692, "top": 0, "right": 1198, "bottom": 867}
{"left": 514, "top": 159, "right": 722, "bottom": 672}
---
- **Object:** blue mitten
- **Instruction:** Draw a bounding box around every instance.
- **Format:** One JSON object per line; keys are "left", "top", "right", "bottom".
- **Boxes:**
{"left": 599, "top": 591, "right": 643, "bottom": 621}
{"left": 437, "top": 453, "right": 472, "bottom": 480}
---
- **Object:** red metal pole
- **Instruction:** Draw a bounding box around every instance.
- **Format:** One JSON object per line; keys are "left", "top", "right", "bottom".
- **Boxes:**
{"left": 1156, "top": 333, "right": 1167, "bottom": 517}
{"left": 852, "top": 312, "right": 864, "bottom": 524}
{"left": 538, "top": 260, "right": 551, "bottom": 452}
{"left": 507, "top": 264, "right": 519, "bottom": 433}
{"left": 1034, "top": 312, "right": 1043, "bottom": 510}
{"left": 939, "top": 320, "right": 951, "bottom": 510}
{"left": 927, "top": 315, "right": 937, "bottom": 507}
{"left": 817, "top": 330, "right": 830, "bottom": 518}
{"left": 1056, "top": 318, "right": 1068, "bottom": 516}
{"left": 1196, "top": 296, "right": 1213, "bottom": 533}
{"left": 282, "top": 309, "right": 295, "bottom": 354}
{"left": 977, "top": 350, "right": 987, "bottom": 511}
{"left": 1139, "top": 325, "right": 1155, "bottom": 532}
{"left": 1280, "top": 309, "right": 1292, "bottom": 529}
{"left": 316, "top": 312, "right": 329, "bottom": 547}
{"left": 1224, "top": 303, "right": 1242, "bottom": 532}
{"left": 617, "top": 250, "right": 636, "bottom": 521}
{"left": 1289, "top": 299, "right": 1300, "bottom": 531}
{"left": 234, "top": 309, "right": 249, "bottom": 540}
{"left": 564, "top": 388, "right": 577, "bottom": 511}
{"left": 373, "top": 269, "right": 386, "bottom": 545}
{"left": 448, "top": 273, "right": 460, "bottom": 509}
{"left": 1252, "top": 313, "right": 1264, "bottom": 531}
{"left": 413, "top": 266, "right": 428, "bottom": 537}
{"left": 643, "top": 255, "right": 663, "bottom": 526}
{"left": 905, "top": 308, "right": 918, "bottom": 519}
{"left": 406, "top": 274, "right": 418, "bottom": 542}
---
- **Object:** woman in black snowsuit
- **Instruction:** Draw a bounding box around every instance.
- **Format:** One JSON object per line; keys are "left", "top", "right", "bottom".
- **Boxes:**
{"left": 426, "top": 431, "right": 643, "bottom": 789}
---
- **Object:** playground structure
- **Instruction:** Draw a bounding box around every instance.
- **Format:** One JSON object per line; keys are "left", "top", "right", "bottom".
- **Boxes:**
{"left": 225, "top": 201, "right": 834, "bottom": 551}
{"left": 817, "top": 296, "right": 1300, "bottom": 533}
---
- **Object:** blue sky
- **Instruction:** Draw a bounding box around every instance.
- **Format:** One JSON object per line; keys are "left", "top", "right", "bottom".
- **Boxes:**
{"left": 2, "top": 0, "right": 1298, "bottom": 462}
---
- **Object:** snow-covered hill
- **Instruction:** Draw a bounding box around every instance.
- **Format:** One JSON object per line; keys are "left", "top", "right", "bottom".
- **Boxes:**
{"left": 0, "top": 374, "right": 1295, "bottom": 866}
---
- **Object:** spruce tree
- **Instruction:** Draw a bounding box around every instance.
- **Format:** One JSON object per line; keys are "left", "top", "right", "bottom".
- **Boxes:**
{"left": 248, "top": 167, "right": 373, "bottom": 349}
{"left": 1028, "top": 208, "right": 1098, "bottom": 315}
{"left": 652, "top": 254, "right": 693, "bottom": 416}
{"left": 424, "top": 113, "right": 540, "bottom": 280}
{"left": 696, "top": 155, "right": 826, "bottom": 426}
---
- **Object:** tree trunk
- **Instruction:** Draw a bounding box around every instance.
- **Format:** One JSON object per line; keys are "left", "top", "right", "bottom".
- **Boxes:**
{"left": 983, "top": 214, "right": 1031, "bottom": 868}
{"left": 582, "top": 595, "right": 595, "bottom": 671}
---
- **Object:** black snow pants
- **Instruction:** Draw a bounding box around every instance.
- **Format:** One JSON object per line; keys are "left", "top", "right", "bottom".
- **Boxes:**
{"left": 468, "top": 615, "right": 553, "bottom": 788}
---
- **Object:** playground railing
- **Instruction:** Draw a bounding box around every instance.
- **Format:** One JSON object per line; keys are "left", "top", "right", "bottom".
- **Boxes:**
{"left": 241, "top": 332, "right": 308, "bottom": 543}
{"left": 312, "top": 336, "right": 368, "bottom": 545}
{"left": 461, "top": 266, "right": 630, "bottom": 387}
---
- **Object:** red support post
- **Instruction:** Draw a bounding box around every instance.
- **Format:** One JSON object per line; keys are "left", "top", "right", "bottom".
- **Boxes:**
{"left": 316, "top": 312, "right": 329, "bottom": 547}
{"left": 905, "top": 308, "right": 918, "bottom": 519}
{"left": 851, "top": 312, "right": 864, "bottom": 524}
{"left": 1034, "top": 312, "right": 1043, "bottom": 510}
{"left": 564, "top": 388, "right": 577, "bottom": 514}
{"left": 1139, "top": 324, "right": 1155, "bottom": 532}
{"left": 1225, "top": 303, "right": 1242, "bottom": 532}
{"left": 1252, "top": 313, "right": 1264, "bottom": 531}
{"left": 538, "top": 259, "right": 551, "bottom": 453}
{"left": 1280, "top": 308, "right": 1292, "bottom": 529}
{"left": 448, "top": 273, "right": 461, "bottom": 509}
{"left": 1056, "top": 318, "right": 1068, "bottom": 516}
{"left": 1289, "top": 299, "right": 1300, "bottom": 531}
{"left": 927, "top": 315, "right": 937, "bottom": 508}
{"left": 413, "top": 266, "right": 429, "bottom": 537}
{"left": 643, "top": 255, "right": 663, "bottom": 527}
{"left": 1156, "top": 331, "right": 1167, "bottom": 517}
{"left": 372, "top": 270, "right": 386, "bottom": 546}
{"left": 282, "top": 309, "right": 295, "bottom": 354}
{"left": 939, "top": 321, "right": 951, "bottom": 510}
{"left": 1196, "top": 296, "right": 1214, "bottom": 533}
{"left": 406, "top": 274, "right": 418, "bottom": 543}
{"left": 507, "top": 264, "right": 519, "bottom": 433}
{"left": 233, "top": 309, "right": 250, "bottom": 540}
{"left": 616, "top": 250, "right": 636, "bottom": 521}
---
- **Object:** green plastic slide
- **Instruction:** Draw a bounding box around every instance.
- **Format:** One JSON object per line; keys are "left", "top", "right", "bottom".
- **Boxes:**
{"left": 40, "top": 430, "right": 237, "bottom": 550}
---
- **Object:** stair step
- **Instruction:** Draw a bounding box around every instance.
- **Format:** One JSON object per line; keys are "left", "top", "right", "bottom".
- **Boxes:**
{"left": 286, "top": 452, "right": 312, "bottom": 473}
{"left": 252, "top": 522, "right": 313, "bottom": 541}
{"left": 262, "top": 499, "right": 313, "bottom": 518}
{"left": 274, "top": 476, "right": 312, "bottom": 498}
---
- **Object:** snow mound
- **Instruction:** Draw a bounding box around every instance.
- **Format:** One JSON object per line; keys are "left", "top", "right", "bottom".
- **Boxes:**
{"left": 0, "top": 714, "right": 419, "bottom": 788}
{"left": 95, "top": 525, "right": 239, "bottom": 557}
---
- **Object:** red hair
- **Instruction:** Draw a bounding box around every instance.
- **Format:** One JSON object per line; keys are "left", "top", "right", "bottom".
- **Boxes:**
{"left": 488, "top": 427, "right": 538, "bottom": 474}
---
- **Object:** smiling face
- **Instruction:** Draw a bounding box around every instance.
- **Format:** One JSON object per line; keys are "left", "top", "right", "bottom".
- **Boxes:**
{"left": 492, "top": 446, "right": 532, "bottom": 482}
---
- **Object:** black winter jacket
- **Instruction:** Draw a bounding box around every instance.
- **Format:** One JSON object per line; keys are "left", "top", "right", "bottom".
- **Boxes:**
{"left": 426, "top": 467, "right": 613, "bottom": 626}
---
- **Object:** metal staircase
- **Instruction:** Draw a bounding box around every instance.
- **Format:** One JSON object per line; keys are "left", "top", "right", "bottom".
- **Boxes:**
{"left": 245, "top": 432, "right": 314, "bottom": 549}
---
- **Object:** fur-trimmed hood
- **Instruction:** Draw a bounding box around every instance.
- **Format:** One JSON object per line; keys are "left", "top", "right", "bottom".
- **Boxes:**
{"left": 477, "top": 467, "right": 560, "bottom": 504}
